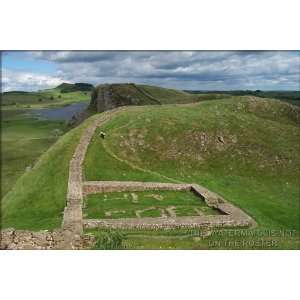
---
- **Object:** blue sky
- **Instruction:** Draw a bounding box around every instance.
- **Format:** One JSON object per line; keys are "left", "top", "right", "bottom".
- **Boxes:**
{"left": 3, "top": 52, "right": 56, "bottom": 73}
{"left": 2, "top": 51, "right": 300, "bottom": 91}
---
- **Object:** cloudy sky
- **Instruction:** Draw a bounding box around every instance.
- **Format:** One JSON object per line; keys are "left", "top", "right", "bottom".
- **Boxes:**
{"left": 2, "top": 51, "right": 299, "bottom": 92}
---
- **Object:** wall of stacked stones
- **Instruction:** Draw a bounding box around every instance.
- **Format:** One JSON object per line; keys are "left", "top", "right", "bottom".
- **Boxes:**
{"left": 0, "top": 229, "right": 95, "bottom": 250}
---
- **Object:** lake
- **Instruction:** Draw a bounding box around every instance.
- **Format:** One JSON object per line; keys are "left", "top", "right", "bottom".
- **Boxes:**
{"left": 30, "top": 102, "right": 89, "bottom": 121}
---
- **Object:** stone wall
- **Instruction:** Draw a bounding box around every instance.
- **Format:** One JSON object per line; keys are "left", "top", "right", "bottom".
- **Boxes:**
{"left": 83, "top": 181, "right": 191, "bottom": 194}
{"left": 62, "top": 107, "right": 126, "bottom": 243}
{"left": 0, "top": 228, "right": 95, "bottom": 250}
{"left": 84, "top": 215, "right": 248, "bottom": 230}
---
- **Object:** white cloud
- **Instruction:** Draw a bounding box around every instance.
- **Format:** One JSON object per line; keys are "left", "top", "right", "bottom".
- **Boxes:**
{"left": 2, "top": 69, "right": 68, "bottom": 92}
{"left": 47, "top": 51, "right": 299, "bottom": 90}
{"left": 4, "top": 51, "right": 300, "bottom": 91}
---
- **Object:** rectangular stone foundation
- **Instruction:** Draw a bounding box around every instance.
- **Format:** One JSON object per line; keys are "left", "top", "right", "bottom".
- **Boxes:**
{"left": 82, "top": 182, "right": 256, "bottom": 230}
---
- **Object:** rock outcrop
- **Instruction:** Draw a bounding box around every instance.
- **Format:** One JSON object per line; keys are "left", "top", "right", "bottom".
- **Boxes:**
{"left": 89, "top": 83, "right": 160, "bottom": 112}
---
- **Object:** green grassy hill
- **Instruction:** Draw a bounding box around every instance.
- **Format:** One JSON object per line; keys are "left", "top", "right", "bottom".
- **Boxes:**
{"left": 1, "top": 110, "right": 67, "bottom": 198}
{"left": 186, "top": 90, "right": 300, "bottom": 106}
{"left": 1, "top": 83, "right": 94, "bottom": 198}
{"left": 1, "top": 113, "right": 101, "bottom": 229}
{"left": 85, "top": 97, "right": 300, "bottom": 230}
{"left": 2, "top": 96, "right": 299, "bottom": 248}
{"left": 56, "top": 82, "right": 94, "bottom": 93}
{"left": 1, "top": 83, "right": 93, "bottom": 109}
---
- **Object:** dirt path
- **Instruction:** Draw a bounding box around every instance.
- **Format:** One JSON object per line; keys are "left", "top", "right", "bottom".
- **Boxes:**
{"left": 102, "top": 140, "right": 182, "bottom": 184}
{"left": 101, "top": 118, "right": 182, "bottom": 183}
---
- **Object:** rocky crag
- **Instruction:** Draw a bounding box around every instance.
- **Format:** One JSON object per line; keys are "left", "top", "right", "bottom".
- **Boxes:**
{"left": 89, "top": 83, "right": 161, "bottom": 112}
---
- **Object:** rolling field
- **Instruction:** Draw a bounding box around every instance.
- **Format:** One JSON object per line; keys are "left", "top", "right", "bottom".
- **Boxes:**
{"left": 1, "top": 113, "right": 103, "bottom": 229}
{"left": 1, "top": 83, "right": 92, "bottom": 199}
{"left": 1, "top": 109, "right": 67, "bottom": 197}
{"left": 2, "top": 87, "right": 91, "bottom": 109}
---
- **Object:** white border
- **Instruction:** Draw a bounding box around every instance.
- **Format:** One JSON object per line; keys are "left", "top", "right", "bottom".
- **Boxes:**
{"left": 1, "top": 1, "right": 299, "bottom": 299}
{"left": 0, "top": 251, "right": 299, "bottom": 300}
{"left": 0, "top": 0, "right": 299, "bottom": 50}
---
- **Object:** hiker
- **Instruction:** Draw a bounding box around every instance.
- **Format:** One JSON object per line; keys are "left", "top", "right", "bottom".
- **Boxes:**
{"left": 99, "top": 131, "right": 106, "bottom": 139}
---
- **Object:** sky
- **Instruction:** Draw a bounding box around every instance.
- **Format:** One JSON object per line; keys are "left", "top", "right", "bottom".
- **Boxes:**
{"left": 2, "top": 51, "right": 299, "bottom": 92}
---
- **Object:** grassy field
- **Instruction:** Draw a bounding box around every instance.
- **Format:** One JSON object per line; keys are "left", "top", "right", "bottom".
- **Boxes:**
{"left": 1, "top": 113, "right": 107, "bottom": 230}
{"left": 138, "top": 84, "right": 200, "bottom": 104}
{"left": 2, "top": 87, "right": 91, "bottom": 109}
{"left": 2, "top": 95, "right": 299, "bottom": 249}
{"left": 139, "top": 84, "right": 233, "bottom": 104}
{"left": 1, "top": 84, "right": 92, "bottom": 198}
{"left": 87, "top": 227, "right": 300, "bottom": 250}
{"left": 84, "top": 190, "right": 220, "bottom": 219}
{"left": 1, "top": 109, "right": 67, "bottom": 197}
{"left": 186, "top": 90, "right": 300, "bottom": 106}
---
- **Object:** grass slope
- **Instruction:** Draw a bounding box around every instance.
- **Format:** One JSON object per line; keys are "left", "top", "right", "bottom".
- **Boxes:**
{"left": 1, "top": 109, "right": 67, "bottom": 197}
{"left": 1, "top": 84, "right": 92, "bottom": 198}
{"left": 138, "top": 84, "right": 199, "bottom": 104}
{"left": 1, "top": 113, "right": 103, "bottom": 230}
{"left": 85, "top": 97, "right": 300, "bottom": 231}
{"left": 187, "top": 90, "right": 300, "bottom": 105}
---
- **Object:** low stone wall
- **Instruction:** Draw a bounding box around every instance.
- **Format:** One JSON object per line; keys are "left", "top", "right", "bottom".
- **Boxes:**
{"left": 192, "top": 184, "right": 255, "bottom": 226}
{"left": 83, "top": 181, "right": 191, "bottom": 194}
{"left": 62, "top": 107, "right": 126, "bottom": 244}
{"left": 0, "top": 228, "right": 95, "bottom": 250}
{"left": 84, "top": 214, "right": 250, "bottom": 230}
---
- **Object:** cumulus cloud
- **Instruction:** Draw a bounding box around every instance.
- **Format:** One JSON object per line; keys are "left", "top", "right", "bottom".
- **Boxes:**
{"left": 5, "top": 51, "right": 300, "bottom": 91}
{"left": 2, "top": 69, "right": 67, "bottom": 92}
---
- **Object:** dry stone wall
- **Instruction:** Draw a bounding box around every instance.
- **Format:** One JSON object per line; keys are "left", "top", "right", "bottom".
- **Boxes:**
{"left": 0, "top": 228, "right": 95, "bottom": 250}
{"left": 83, "top": 181, "right": 191, "bottom": 194}
{"left": 84, "top": 215, "right": 243, "bottom": 230}
{"left": 62, "top": 107, "right": 126, "bottom": 244}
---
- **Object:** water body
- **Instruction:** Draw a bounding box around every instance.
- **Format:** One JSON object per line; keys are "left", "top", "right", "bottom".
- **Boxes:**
{"left": 30, "top": 102, "right": 89, "bottom": 121}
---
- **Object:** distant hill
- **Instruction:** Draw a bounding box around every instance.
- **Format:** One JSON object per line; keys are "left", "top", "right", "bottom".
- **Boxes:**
{"left": 186, "top": 90, "right": 300, "bottom": 106}
{"left": 89, "top": 83, "right": 227, "bottom": 112}
{"left": 1, "top": 83, "right": 93, "bottom": 107}
{"left": 56, "top": 82, "right": 94, "bottom": 93}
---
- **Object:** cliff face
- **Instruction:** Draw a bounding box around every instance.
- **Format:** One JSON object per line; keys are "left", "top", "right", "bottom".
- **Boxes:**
{"left": 89, "top": 83, "right": 160, "bottom": 112}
